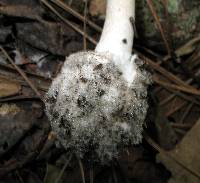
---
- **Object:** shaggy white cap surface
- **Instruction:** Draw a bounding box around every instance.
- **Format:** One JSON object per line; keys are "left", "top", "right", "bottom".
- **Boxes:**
{"left": 45, "top": 51, "right": 151, "bottom": 163}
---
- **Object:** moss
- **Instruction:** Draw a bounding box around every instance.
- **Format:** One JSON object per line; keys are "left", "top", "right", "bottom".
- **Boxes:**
{"left": 135, "top": 0, "right": 200, "bottom": 50}
{"left": 167, "top": 0, "right": 181, "bottom": 14}
{"left": 136, "top": 0, "right": 164, "bottom": 38}
{"left": 178, "top": 8, "right": 199, "bottom": 37}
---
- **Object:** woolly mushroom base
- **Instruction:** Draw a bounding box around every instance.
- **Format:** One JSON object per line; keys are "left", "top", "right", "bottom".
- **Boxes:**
{"left": 45, "top": 51, "right": 151, "bottom": 163}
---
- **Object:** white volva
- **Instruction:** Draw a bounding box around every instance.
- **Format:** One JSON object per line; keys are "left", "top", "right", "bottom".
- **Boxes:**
{"left": 45, "top": 0, "right": 151, "bottom": 163}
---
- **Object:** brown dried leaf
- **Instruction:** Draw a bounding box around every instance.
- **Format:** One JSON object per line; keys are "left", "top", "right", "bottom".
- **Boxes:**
{"left": 157, "top": 118, "right": 200, "bottom": 183}
{"left": 0, "top": 4, "right": 41, "bottom": 20}
{"left": 89, "top": 0, "right": 106, "bottom": 18}
{"left": 175, "top": 35, "right": 200, "bottom": 57}
{"left": 0, "top": 77, "right": 21, "bottom": 98}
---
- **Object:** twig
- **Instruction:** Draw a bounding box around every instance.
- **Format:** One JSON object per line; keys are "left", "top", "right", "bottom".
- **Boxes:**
{"left": 0, "top": 63, "right": 51, "bottom": 92}
{"left": 166, "top": 100, "right": 187, "bottom": 117}
{"left": 159, "top": 93, "right": 175, "bottom": 106}
{"left": 179, "top": 103, "right": 193, "bottom": 123}
{"left": 141, "top": 55, "right": 199, "bottom": 91}
{"left": 55, "top": 154, "right": 72, "bottom": 183}
{"left": 146, "top": 0, "right": 171, "bottom": 56}
{"left": 76, "top": 156, "right": 85, "bottom": 183}
{"left": 37, "top": 131, "right": 57, "bottom": 160}
{"left": 50, "top": 0, "right": 102, "bottom": 32}
{"left": 162, "top": 0, "right": 175, "bottom": 56}
{"left": 136, "top": 44, "right": 200, "bottom": 106}
{"left": 83, "top": 0, "right": 88, "bottom": 50}
{"left": 174, "top": 128, "right": 187, "bottom": 135}
{"left": 0, "top": 95, "right": 40, "bottom": 102}
{"left": 40, "top": 0, "right": 97, "bottom": 45}
{"left": 158, "top": 76, "right": 200, "bottom": 107}
{"left": 171, "top": 123, "right": 193, "bottom": 130}
{"left": 153, "top": 75, "right": 200, "bottom": 95}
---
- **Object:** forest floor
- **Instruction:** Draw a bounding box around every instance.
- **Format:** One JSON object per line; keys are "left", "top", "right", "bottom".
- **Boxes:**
{"left": 0, "top": 1, "right": 200, "bottom": 183}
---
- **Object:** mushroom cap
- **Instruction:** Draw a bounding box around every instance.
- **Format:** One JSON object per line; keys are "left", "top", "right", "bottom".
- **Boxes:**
{"left": 45, "top": 51, "right": 151, "bottom": 163}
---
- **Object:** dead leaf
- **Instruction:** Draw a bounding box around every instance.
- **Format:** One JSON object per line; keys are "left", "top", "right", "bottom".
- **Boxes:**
{"left": 0, "top": 102, "right": 45, "bottom": 157}
{"left": 89, "top": 0, "right": 106, "bottom": 18}
{"left": 0, "top": 77, "right": 21, "bottom": 98}
{"left": 0, "top": 103, "right": 20, "bottom": 116}
{"left": 175, "top": 35, "right": 200, "bottom": 57}
{"left": 157, "top": 118, "right": 200, "bottom": 183}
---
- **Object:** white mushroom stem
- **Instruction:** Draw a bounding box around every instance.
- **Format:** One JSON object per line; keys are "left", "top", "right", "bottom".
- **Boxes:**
{"left": 95, "top": 0, "right": 136, "bottom": 85}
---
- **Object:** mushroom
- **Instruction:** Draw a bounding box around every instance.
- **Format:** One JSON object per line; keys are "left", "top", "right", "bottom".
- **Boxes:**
{"left": 45, "top": 0, "right": 151, "bottom": 163}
